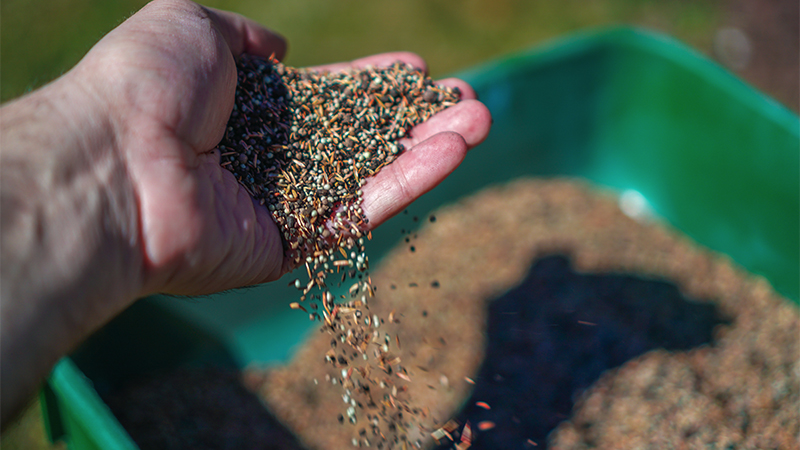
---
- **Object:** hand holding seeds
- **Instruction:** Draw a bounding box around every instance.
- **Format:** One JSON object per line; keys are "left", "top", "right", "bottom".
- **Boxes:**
{"left": 0, "top": 0, "right": 490, "bottom": 424}
{"left": 220, "top": 55, "right": 489, "bottom": 272}
{"left": 103, "top": 2, "right": 492, "bottom": 297}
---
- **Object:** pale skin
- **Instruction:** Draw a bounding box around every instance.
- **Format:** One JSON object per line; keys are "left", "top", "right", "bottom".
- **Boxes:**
{"left": 0, "top": 0, "right": 491, "bottom": 426}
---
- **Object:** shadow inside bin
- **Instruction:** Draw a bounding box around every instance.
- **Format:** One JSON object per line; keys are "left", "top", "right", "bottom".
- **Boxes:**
{"left": 435, "top": 254, "right": 730, "bottom": 450}
{"left": 102, "top": 367, "right": 306, "bottom": 450}
{"left": 71, "top": 298, "right": 307, "bottom": 450}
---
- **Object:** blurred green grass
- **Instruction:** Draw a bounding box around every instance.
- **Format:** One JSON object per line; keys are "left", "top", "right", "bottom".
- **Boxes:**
{"left": 1, "top": 0, "right": 721, "bottom": 102}
{"left": 0, "top": 1, "right": 722, "bottom": 449}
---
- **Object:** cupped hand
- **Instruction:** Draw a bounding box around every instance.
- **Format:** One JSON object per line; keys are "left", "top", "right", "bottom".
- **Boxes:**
{"left": 81, "top": 0, "right": 490, "bottom": 297}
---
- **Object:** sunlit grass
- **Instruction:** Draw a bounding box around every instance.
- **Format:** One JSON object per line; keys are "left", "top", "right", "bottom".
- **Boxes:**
{"left": 2, "top": 0, "right": 721, "bottom": 102}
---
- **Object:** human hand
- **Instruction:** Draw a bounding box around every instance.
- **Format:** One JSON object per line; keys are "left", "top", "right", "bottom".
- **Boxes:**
{"left": 0, "top": 0, "right": 491, "bottom": 421}
{"left": 85, "top": 0, "right": 491, "bottom": 297}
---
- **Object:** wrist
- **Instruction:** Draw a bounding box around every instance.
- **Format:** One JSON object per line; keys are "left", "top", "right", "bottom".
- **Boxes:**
{"left": 0, "top": 69, "right": 143, "bottom": 420}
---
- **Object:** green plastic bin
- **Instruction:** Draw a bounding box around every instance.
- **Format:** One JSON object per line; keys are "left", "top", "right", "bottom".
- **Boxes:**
{"left": 42, "top": 27, "right": 799, "bottom": 450}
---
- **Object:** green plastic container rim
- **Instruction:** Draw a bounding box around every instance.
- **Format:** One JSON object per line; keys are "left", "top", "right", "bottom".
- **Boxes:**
{"left": 459, "top": 27, "right": 799, "bottom": 136}
{"left": 42, "top": 359, "right": 138, "bottom": 449}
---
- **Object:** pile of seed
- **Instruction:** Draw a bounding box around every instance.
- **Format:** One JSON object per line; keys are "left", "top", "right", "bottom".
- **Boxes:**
{"left": 218, "top": 55, "right": 461, "bottom": 445}
{"left": 247, "top": 178, "right": 798, "bottom": 450}
{"left": 220, "top": 55, "right": 459, "bottom": 271}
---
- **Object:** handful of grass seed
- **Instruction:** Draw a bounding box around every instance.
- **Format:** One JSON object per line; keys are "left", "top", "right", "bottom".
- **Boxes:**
{"left": 218, "top": 55, "right": 461, "bottom": 444}
{"left": 219, "top": 55, "right": 459, "bottom": 273}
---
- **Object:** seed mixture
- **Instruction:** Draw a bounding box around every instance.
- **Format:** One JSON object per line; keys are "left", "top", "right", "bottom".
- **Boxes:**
{"left": 218, "top": 55, "right": 461, "bottom": 446}
{"left": 219, "top": 55, "right": 459, "bottom": 273}
{"left": 247, "top": 178, "right": 798, "bottom": 450}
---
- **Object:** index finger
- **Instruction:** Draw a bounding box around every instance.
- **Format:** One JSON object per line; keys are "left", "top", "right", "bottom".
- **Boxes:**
{"left": 309, "top": 52, "right": 427, "bottom": 74}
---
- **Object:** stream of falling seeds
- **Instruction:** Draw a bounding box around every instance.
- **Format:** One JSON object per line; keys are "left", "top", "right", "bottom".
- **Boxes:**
{"left": 218, "top": 55, "right": 461, "bottom": 448}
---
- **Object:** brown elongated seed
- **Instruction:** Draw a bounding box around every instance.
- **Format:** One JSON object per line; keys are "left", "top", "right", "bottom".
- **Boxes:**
{"left": 477, "top": 421, "right": 495, "bottom": 431}
{"left": 289, "top": 302, "right": 307, "bottom": 313}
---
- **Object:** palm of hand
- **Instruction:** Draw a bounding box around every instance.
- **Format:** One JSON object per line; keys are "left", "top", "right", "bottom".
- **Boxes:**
{"left": 83, "top": 0, "right": 490, "bottom": 297}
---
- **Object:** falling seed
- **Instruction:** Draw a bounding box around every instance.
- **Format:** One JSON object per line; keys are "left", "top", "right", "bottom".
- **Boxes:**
{"left": 461, "top": 421, "right": 473, "bottom": 445}
{"left": 443, "top": 420, "right": 460, "bottom": 433}
{"left": 289, "top": 302, "right": 307, "bottom": 312}
{"left": 221, "top": 55, "right": 461, "bottom": 447}
{"left": 431, "top": 428, "right": 448, "bottom": 442}
{"left": 465, "top": 377, "right": 476, "bottom": 385}
{"left": 477, "top": 421, "right": 495, "bottom": 431}
{"left": 475, "top": 401, "right": 491, "bottom": 410}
